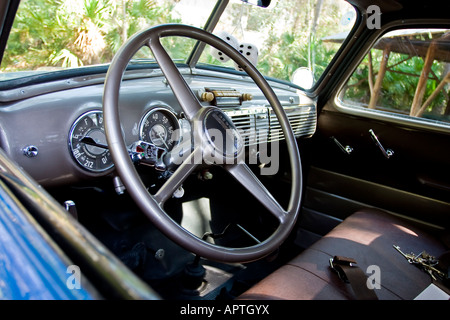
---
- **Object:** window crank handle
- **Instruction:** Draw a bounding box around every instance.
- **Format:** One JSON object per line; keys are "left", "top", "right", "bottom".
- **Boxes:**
{"left": 369, "top": 129, "right": 394, "bottom": 159}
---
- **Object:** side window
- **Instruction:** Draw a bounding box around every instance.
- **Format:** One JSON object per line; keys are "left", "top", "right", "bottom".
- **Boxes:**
{"left": 339, "top": 28, "right": 450, "bottom": 128}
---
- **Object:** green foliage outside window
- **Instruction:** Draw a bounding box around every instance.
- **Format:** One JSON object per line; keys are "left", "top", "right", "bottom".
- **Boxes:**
{"left": 342, "top": 30, "right": 450, "bottom": 124}
{"left": 1, "top": 0, "right": 353, "bottom": 87}
{"left": 1, "top": 0, "right": 179, "bottom": 70}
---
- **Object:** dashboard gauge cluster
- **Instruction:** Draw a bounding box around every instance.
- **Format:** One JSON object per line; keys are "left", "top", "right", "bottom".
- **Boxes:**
{"left": 68, "top": 106, "right": 182, "bottom": 174}
{"left": 139, "top": 107, "right": 181, "bottom": 152}
{"left": 69, "top": 110, "right": 114, "bottom": 173}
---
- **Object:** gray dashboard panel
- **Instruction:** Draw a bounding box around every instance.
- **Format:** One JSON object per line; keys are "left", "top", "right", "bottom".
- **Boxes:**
{"left": 0, "top": 70, "right": 316, "bottom": 187}
{"left": 0, "top": 85, "right": 106, "bottom": 186}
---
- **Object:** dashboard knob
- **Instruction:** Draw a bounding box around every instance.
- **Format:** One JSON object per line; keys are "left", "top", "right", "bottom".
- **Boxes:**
{"left": 200, "top": 91, "right": 215, "bottom": 102}
{"left": 23, "top": 145, "right": 38, "bottom": 158}
{"left": 241, "top": 93, "right": 253, "bottom": 101}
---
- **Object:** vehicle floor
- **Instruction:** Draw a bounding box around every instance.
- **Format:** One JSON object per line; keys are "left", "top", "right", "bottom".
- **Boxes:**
{"left": 54, "top": 167, "right": 300, "bottom": 300}
{"left": 78, "top": 195, "right": 301, "bottom": 300}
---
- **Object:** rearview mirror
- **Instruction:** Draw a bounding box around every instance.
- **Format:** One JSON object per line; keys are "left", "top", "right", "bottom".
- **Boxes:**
{"left": 241, "top": 0, "right": 271, "bottom": 8}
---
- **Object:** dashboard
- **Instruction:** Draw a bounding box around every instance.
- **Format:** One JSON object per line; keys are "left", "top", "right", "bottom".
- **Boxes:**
{"left": 0, "top": 68, "right": 317, "bottom": 188}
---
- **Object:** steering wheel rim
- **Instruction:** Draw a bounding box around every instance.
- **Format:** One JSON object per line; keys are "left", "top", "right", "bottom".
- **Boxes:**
{"left": 103, "top": 24, "right": 303, "bottom": 263}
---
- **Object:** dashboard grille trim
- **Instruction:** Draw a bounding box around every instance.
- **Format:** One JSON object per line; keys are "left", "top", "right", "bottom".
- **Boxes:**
{"left": 225, "top": 105, "right": 316, "bottom": 146}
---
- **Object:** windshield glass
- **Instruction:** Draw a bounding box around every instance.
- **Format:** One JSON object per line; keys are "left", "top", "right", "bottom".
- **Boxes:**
{"left": 202, "top": 0, "right": 356, "bottom": 88}
{"left": 0, "top": 0, "right": 356, "bottom": 88}
{"left": 0, "top": 0, "right": 215, "bottom": 81}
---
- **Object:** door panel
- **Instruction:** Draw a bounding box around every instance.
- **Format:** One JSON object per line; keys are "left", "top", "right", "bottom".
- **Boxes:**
{"left": 297, "top": 26, "right": 450, "bottom": 246}
{"left": 299, "top": 108, "right": 450, "bottom": 240}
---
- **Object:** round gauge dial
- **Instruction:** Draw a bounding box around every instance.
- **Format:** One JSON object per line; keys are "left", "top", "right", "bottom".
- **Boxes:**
{"left": 69, "top": 110, "right": 114, "bottom": 172}
{"left": 140, "top": 108, "right": 180, "bottom": 151}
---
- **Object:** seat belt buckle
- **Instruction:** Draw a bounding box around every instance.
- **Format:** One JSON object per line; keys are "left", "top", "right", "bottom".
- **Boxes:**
{"left": 329, "top": 256, "right": 357, "bottom": 283}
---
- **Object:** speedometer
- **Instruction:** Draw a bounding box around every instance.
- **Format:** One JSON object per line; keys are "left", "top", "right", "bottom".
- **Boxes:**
{"left": 139, "top": 108, "right": 180, "bottom": 151}
{"left": 69, "top": 110, "right": 114, "bottom": 173}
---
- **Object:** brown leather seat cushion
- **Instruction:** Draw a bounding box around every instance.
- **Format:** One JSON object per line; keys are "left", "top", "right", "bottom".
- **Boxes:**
{"left": 239, "top": 208, "right": 447, "bottom": 300}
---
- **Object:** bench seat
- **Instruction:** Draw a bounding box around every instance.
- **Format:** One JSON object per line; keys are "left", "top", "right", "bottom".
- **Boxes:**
{"left": 239, "top": 208, "right": 448, "bottom": 300}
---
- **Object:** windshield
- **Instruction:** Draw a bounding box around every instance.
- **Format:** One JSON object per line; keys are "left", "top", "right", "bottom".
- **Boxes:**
{"left": 203, "top": 0, "right": 356, "bottom": 87}
{"left": 0, "top": 0, "right": 356, "bottom": 88}
{"left": 0, "top": 0, "right": 216, "bottom": 81}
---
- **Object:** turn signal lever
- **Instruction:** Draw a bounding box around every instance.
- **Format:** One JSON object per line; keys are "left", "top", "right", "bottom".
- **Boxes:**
{"left": 128, "top": 140, "right": 167, "bottom": 171}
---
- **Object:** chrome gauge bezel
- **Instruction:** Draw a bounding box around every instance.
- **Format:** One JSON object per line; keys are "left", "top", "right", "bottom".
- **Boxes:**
{"left": 139, "top": 107, "right": 181, "bottom": 151}
{"left": 68, "top": 110, "right": 114, "bottom": 173}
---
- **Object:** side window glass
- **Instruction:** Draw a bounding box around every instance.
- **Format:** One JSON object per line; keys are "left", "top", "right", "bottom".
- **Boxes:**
{"left": 339, "top": 28, "right": 450, "bottom": 127}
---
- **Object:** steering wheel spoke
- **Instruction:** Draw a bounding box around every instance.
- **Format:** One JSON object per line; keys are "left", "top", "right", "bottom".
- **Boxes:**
{"left": 154, "top": 147, "right": 201, "bottom": 205}
{"left": 225, "top": 163, "right": 287, "bottom": 224}
{"left": 147, "top": 34, "right": 202, "bottom": 120}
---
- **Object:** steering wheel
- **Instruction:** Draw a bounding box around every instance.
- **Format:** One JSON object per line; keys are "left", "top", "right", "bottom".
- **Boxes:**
{"left": 103, "top": 24, "right": 303, "bottom": 263}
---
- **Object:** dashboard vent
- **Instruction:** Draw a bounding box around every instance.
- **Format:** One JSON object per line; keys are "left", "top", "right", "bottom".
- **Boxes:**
{"left": 225, "top": 105, "right": 316, "bottom": 147}
{"left": 269, "top": 106, "right": 316, "bottom": 142}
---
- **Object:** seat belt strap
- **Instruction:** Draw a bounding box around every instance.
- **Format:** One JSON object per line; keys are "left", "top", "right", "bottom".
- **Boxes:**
{"left": 330, "top": 256, "right": 378, "bottom": 300}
